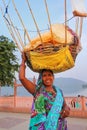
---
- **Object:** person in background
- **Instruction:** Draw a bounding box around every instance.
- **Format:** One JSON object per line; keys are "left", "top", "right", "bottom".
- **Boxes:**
{"left": 19, "top": 52, "right": 70, "bottom": 130}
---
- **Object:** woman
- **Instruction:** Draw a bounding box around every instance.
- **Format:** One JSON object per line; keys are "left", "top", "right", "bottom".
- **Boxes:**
{"left": 19, "top": 52, "right": 70, "bottom": 130}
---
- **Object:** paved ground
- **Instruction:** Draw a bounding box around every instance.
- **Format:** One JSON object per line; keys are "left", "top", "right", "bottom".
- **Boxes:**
{"left": 67, "top": 117, "right": 87, "bottom": 130}
{"left": 0, "top": 112, "right": 87, "bottom": 130}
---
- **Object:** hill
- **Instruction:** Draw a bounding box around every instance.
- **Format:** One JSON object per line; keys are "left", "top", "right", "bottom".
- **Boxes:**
{"left": 54, "top": 77, "right": 87, "bottom": 97}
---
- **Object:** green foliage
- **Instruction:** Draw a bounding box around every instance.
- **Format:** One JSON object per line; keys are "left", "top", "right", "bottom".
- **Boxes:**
{"left": 0, "top": 35, "right": 19, "bottom": 86}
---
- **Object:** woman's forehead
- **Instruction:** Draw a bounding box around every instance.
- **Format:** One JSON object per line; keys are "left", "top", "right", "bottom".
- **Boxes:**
{"left": 42, "top": 70, "right": 54, "bottom": 75}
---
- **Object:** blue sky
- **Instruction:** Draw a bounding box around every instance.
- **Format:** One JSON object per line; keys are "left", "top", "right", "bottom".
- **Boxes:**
{"left": 0, "top": 0, "right": 87, "bottom": 82}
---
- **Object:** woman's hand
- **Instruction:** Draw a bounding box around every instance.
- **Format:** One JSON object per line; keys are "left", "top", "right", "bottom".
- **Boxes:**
{"left": 21, "top": 51, "right": 27, "bottom": 63}
{"left": 60, "top": 103, "right": 70, "bottom": 118}
{"left": 20, "top": 52, "right": 27, "bottom": 68}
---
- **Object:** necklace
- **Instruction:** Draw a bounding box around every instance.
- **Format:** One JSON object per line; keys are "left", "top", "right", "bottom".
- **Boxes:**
{"left": 46, "top": 87, "right": 56, "bottom": 96}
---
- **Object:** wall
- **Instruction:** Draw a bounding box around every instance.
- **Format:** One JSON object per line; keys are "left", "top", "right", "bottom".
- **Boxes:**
{"left": 65, "top": 96, "right": 87, "bottom": 118}
{"left": 0, "top": 96, "right": 87, "bottom": 118}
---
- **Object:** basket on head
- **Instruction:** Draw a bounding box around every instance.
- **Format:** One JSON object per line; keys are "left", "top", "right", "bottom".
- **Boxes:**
{"left": 23, "top": 23, "right": 82, "bottom": 73}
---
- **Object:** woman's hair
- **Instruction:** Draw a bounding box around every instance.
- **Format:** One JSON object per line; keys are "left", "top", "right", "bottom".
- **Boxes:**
{"left": 40, "top": 69, "right": 54, "bottom": 76}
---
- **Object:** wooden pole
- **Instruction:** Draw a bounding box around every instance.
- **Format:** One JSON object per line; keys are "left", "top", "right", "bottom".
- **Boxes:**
{"left": 12, "top": 0, "right": 31, "bottom": 43}
{"left": 14, "top": 80, "right": 17, "bottom": 107}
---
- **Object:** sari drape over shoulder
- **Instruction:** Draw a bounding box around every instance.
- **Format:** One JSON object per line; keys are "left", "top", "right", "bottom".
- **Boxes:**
{"left": 29, "top": 86, "right": 68, "bottom": 130}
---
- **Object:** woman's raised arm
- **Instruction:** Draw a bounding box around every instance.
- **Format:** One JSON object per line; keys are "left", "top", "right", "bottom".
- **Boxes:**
{"left": 19, "top": 52, "right": 36, "bottom": 94}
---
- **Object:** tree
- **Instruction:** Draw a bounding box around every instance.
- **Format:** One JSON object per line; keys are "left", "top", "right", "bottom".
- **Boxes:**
{"left": 0, "top": 35, "right": 19, "bottom": 87}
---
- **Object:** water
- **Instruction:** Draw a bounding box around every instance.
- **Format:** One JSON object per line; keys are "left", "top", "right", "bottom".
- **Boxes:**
{"left": 1, "top": 86, "right": 32, "bottom": 96}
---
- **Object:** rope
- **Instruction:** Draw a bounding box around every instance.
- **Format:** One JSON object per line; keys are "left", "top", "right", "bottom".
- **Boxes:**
{"left": 1, "top": 15, "right": 75, "bottom": 34}
{"left": 0, "top": 6, "right": 22, "bottom": 52}
{"left": 26, "top": 0, "right": 43, "bottom": 43}
{"left": 63, "top": 16, "right": 75, "bottom": 24}
{"left": 2, "top": 4, "right": 75, "bottom": 34}
{"left": 2, "top": 0, "right": 24, "bottom": 49}
{"left": 12, "top": 0, "right": 31, "bottom": 43}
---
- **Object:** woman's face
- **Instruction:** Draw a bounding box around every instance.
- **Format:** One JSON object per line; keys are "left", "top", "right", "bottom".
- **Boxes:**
{"left": 42, "top": 70, "right": 54, "bottom": 88}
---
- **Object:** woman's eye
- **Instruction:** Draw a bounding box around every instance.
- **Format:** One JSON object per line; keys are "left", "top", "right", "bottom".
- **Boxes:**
{"left": 42, "top": 74, "right": 46, "bottom": 77}
{"left": 48, "top": 73, "right": 53, "bottom": 76}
